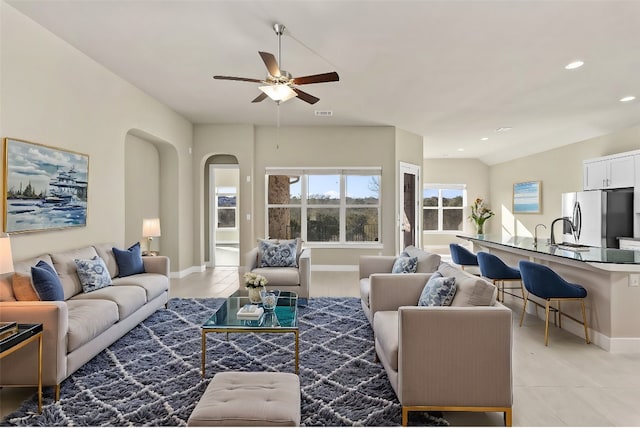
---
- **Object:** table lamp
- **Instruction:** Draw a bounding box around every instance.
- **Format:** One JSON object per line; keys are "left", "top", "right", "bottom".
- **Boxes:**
{"left": 142, "top": 218, "right": 161, "bottom": 256}
{"left": 0, "top": 233, "right": 14, "bottom": 274}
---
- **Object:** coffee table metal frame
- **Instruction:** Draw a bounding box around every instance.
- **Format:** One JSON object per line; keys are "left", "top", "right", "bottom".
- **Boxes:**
{"left": 0, "top": 323, "right": 43, "bottom": 413}
{"left": 201, "top": 291, "right": 298, "bottom": 377}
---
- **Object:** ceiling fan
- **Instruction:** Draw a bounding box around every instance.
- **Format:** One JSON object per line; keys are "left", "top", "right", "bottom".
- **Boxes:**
{"left": 213, "top": 23, "right": 339, "bottom": 105}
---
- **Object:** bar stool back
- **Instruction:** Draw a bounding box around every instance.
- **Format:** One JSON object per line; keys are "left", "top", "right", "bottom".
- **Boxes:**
{"left": 449, "top": 243, "right": 479, "bottom": 272}
{"left": 477, "top": 251, "right": 524, "bottom": 302}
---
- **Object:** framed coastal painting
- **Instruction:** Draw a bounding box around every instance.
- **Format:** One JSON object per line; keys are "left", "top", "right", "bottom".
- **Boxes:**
{"left": 3, "top": 138, "right": 89, "bottom": 233}
{"left": 513, "top": 181, "right": 541, "bottom": 214}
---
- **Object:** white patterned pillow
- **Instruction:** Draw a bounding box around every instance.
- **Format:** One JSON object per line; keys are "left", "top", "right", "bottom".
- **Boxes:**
{"left": 418, "top": 274, "right": 457, "bottom": 306}
{"left": 391, "top": 256, "right": 418, "bottom": 273}
{"left": 75, "top": 256, "right": 113, "bottom": 293}
{"left": 258, "top": 240, "right": 298, "bottom": 267}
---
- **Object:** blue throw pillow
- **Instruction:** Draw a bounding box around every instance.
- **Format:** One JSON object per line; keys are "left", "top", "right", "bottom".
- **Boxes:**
{"left": 258, "top": 240, "right": 297, "bottom": 267}
{"left": 75, "top": 256, "right": 112, "bottom": 293}
{"left": 112, "top": 242, "right": 145, "bottom": 278}
{"left": 31, "top": 260, "right": 64, "bottom": 301}
{"left": 418, "top": 274, "right": 457, "bottom": 306}
{"left": 391, "top": 256, "right": 418, "bottom": 273}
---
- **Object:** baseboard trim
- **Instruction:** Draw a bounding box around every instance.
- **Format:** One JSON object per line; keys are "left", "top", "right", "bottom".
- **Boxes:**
{"left": 312, "top": 265, "right": 358, "bottom": 272}
{"left": 170, "top": 265, "right": 206, "bottom": 279}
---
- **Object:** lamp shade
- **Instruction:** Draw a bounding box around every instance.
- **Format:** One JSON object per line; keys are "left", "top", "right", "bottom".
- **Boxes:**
{"left": 142, "top": 218, "right": 161, "bottom": 238}
{"left": 0, "top": 233, "right": 14, "bottom": 274}
{"left": 259, "top": 84, "right": 297, "bottom": 102}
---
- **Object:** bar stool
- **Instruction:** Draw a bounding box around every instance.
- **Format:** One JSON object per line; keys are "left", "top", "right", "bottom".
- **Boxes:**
{"left": 519, "top": 260, "right": 590, "bottom": 346}
{"left": 449, "top": 243, "right": 479, "bottom": 273}
{"left": 477, "top": 251, "right": 524, "bottom": 302}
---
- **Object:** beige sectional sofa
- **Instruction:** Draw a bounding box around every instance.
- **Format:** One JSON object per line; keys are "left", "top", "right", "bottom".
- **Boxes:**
{"left": 0, "top": 243, "right": 170, "bottom": 399}
{"left": 360, "top": 251, "right": 513, "bottom": 426}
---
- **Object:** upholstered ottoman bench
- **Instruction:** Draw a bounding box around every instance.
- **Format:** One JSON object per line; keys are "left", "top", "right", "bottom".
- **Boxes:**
{"left": 187, "top": 371, "right": 301, "bottom": 426}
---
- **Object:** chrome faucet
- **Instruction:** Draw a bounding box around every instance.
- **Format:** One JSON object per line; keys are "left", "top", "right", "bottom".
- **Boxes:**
{"left": 534, "top": 223, "right": 547, "bottom": 246}
{"left": 550, "top": 217, "right": 575, "bottom": 246}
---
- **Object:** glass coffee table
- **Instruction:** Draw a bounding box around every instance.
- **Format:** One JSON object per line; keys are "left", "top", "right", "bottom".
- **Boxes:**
{"left": 201, "top": 291, "right": 298, "bottom": 377}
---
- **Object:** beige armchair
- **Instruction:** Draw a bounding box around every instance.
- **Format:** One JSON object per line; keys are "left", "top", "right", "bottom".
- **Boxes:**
{"left": 244, "top": 245, "right": 310, "bottom": 302}
{"left": 369, "top": 272, "right": 513, "bottom": 426}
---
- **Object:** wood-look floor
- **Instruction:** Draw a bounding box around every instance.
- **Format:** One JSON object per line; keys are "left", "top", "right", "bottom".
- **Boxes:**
{"left": 3, "top": 267, "right": 640, "bottom": 426}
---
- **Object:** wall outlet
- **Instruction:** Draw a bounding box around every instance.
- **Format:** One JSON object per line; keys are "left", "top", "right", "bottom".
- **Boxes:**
{"left": 630, "top": 274, "right": 640, "bottom": 287}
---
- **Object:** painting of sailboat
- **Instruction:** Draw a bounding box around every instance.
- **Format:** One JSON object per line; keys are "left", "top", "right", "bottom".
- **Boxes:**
{"left": 3, "top": 138, "right": 89, "bottom": 233}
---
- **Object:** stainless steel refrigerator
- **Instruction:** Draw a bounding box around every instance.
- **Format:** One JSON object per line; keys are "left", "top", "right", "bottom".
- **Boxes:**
{"left": 561, "top": 189, "right": 634, "bottom": 248}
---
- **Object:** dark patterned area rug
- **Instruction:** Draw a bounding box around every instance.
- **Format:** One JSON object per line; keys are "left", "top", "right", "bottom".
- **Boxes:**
{"left": 1, "top": 297, "right": 447, "bottom": 426}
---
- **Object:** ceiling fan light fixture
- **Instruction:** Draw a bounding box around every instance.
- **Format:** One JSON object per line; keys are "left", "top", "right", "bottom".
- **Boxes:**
{"left": 259, "top": 84, "right": 298, "bottom": 103}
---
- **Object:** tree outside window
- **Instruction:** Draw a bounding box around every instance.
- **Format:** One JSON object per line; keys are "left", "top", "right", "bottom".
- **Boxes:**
{"left": 266, "top": 169, "right": 381, "bottom": 244}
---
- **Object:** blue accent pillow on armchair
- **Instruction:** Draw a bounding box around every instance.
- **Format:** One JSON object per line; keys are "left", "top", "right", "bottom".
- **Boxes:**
{"left": 112, "top": 242, "right": 145, "bottom": 278}
{"left": 31, "top": 260, "right": 64, "bottom": 301}
{"left": 258, "top": 240, "right": 298, "bottom": 267}
{"left": 391, "top": 256, "right": 418, "bottom": 273}
{"left": 418, "top": 273, "right": 457, "bottom": 306}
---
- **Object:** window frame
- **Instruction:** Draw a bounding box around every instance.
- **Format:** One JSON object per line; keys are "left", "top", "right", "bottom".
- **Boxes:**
{"left": 265, "top": 167, "right": 382, "bottom": 248}
{"left": 423, "top": 183, "right": 467, "bottom": 233}
{"left": 215, "top": 186, "right": 238, "bottom": 230}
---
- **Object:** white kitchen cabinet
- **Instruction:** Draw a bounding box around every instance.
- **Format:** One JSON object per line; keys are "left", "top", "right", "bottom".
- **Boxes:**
{"left": 583, "top": 154, "right": 635, "bottom": 190}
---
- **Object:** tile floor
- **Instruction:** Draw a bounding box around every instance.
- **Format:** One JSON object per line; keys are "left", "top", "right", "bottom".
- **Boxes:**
{"left": 3, "top": 267, "right": 640, "bottom": 426}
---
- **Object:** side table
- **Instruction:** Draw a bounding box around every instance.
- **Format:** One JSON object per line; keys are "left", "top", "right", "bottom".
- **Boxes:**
{"left": 0, "top": 323, "right": 44, "bottom": 413}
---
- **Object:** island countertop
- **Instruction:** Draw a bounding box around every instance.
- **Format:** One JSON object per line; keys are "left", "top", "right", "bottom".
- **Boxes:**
{"left": 458, "top": 234, "right": 640, "bottom": 265}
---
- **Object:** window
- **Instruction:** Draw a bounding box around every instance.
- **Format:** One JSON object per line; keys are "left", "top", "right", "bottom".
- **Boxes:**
{"left": 423, "top": 184, "right": 466, "bottom": 232}
{"left": 266, "top": 168, "right": 381, "bottom": 245}
{"left": 216, "top": 186, "right": 237, "bottom": 228}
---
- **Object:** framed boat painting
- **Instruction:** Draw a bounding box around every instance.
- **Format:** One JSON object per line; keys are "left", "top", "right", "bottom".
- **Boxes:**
{"left": 513, "top": 181, "right": 541, "bottom": 214}
{"left": 3, "top": 138, "right": 89, "bottom": 233}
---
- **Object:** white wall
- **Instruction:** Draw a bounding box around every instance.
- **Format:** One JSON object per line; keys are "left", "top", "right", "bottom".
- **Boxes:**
{"left": 0, "top": 3, "right": 193, "bottom": 271}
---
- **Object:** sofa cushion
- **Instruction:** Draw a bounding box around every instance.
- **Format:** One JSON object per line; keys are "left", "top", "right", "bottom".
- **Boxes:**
{"left": 418, "top": 274, "right": 457, "bottom": 306}
{"left": 451, "top": 276, "right": 497, "bottom": 307}
{"left": 112, "top": 273, "right": 168, "bottom": 301}
{"left": 75, "top": 256, "right": 113, "bottom": 293}
{"left": 51, "top": 246, "right": 100, "bottom": 299}
{"left": 66, "top": 299, "right": 119, "bottom": 353}
{"left": 93, "top": 243, "right": 119, "bottom": 279}
{"left": 112, "top": 242, "right": 145, "bottom": 277}
{"left": 391, "top": 256, "right": 418, "bottom": 274}
{"left": 258, "top": 240, "right": 297, "bottom": 268}
{"left": 251, "top": 267, "right": 300, "bottom": 287}
{"left": 403, "top": 246, "right": 441, "bottom": 273}
{"left": 12, "top": 272, "right": 39, "bottom": 301}
{"left": 70, "top": 285, "right": 147, "bottom": 320}
{"left": 31, "top": 261, "right": 64, "bottom": 301}
{"left": 373, "top": 311, "right": 399, "bottom": 372}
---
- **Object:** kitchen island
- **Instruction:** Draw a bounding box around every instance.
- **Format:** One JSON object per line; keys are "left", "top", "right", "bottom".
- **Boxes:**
{"left": 458, "top": 234, "right": 640, "bottom": 353}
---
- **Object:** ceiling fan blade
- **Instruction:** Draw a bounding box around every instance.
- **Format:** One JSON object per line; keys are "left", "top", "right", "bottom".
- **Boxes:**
{"left": 213, "top": 75, "right": 263, "bottom": 83}
{"left": 292, "top": 88, "right": 319, "bottom": 104}
{"left": 251, "top": 92, "right": 268, "bottom": 103}
{"left": 258, "top": 52, "right": 281, "bottom": 77}
{"left": 292, "top": 71, "right": 340, "bottom": 85}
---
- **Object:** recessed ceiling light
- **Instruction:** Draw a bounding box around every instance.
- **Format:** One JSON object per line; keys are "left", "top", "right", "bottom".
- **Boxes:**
{"left": 495, "top": 127, "right": 512, "bottom": 133}
{"left": 480, "top": 137, "right": 489, "bottom": 141}
{"left": 620, "top": 96, "right": 636, "bottom": 102}
{"left": 565, "top": 60, "right": 584, "bottom": 70}
{"left": 457, "top": 148, "right": 464, "bottom": 152}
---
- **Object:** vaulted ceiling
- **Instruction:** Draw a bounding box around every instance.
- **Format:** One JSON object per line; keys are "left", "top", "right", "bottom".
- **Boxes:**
{"left": 7, "top": 0, "right": 640, "bottom": 165}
